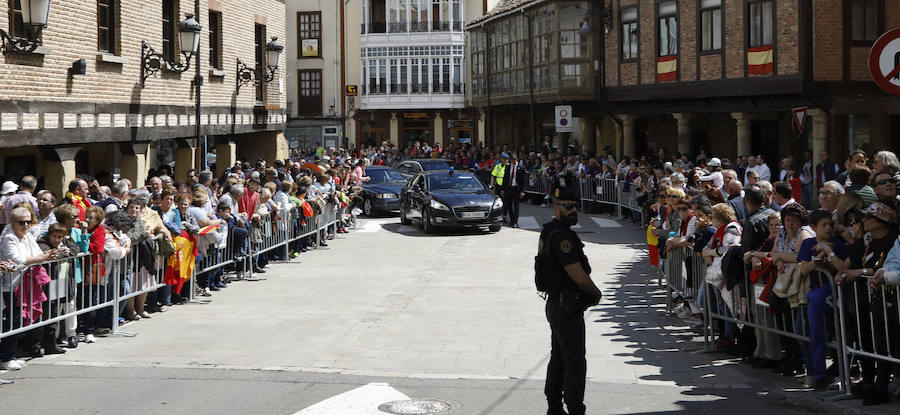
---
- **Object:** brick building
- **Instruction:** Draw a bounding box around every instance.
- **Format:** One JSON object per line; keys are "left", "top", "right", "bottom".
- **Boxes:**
{"left": 0, "top": 0, "right": 286, "bottom": 197}
{"left": 468, "top": 0, "right": 900, "bottom": 175}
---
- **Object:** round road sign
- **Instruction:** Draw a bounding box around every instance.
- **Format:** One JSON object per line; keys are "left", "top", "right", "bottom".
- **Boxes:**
{"left": 869, "top": 27, "right": 900, "bottom": 95}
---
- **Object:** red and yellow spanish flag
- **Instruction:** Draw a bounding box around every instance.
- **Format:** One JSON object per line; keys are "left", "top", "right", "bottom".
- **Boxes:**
{"left": 747, "top": 46, "right": 774, "bottom": 75}
{"left": 657, "top": 56, "right": 677, "bottom": 82}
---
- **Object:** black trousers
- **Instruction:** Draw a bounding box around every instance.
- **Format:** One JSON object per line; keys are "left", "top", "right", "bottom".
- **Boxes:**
{"left": 545, "top": 293, "right": 586, "bottom": 415}
{"left": 504, "top": 188, "right": 521, "bottom": 226}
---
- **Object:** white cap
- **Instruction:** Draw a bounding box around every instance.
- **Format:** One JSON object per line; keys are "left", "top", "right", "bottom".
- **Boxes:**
{"left": 1, "top": 181, "right": 18, "bottom": 195}
{"left": 663, "top": 162, "right": 673, "bottom": 170}
{"left": 707, "top": 157, "right": 722, "bottom": 167}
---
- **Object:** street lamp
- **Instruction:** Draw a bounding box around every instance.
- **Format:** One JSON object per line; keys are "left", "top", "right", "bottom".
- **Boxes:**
{"left": 236, "top": 37, "right": 283, "bottom": 93}
{"left": 0, "top": 0, "right": 52, "bottom": 54}
{"left": 141, "top": 13, "right": 203, "bottom": 88}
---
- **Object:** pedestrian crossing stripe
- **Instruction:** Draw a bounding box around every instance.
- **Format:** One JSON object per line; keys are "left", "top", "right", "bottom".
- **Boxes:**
{"left": 590, "top": 217, "right": 622, "bottom": 228}
{"left": 294, "top": 383, "right": 409, "bottom": 414}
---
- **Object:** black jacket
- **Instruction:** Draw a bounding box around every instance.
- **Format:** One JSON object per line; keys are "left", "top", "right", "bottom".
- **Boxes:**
{"left": 502, "top": 164, "right": 528, "bottom": 193}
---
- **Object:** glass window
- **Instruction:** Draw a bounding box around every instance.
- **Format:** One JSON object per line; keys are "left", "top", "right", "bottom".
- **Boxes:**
{"left": 390, "top": 58, "right": 399, "bottom": 93}
{"left": 700, "top": 0, "right": 722, "bottom": 51}
{"left": 658, "top": 1, "right": 677, "bottom": 56}
{"left": 254, "top": 24, "right": 266, "bottom": 102}
{"left": 400, "top": 58, "right": 408, "bottom": 93}
{"left": 162, "top": 0, "right": 177, "bottom": 62}
{"left": 851, "top": 0, "right": 879, "bottom": 42}
{"left": 453, "top": 57, "right": 461, "bottom": 93}
{"left": 432, "top": 57, "right": 441, "bottom": 92}
{"left": 621, "top": 7, "right": 638, "bottom": 60}
{"left": 298, "top": 11, "right": 322, "bottom": 57}
{"left": 849, "top": 115, "right": 871, "bottom": 153}
{"left": 378, "top": 58, "right": 387, "bottom": 93}
{"left": 560, "top": 2, "right": 589, "bottom": 59}
{"left": 208, "top": 11, "right": 222, "bottom": 67}
{"left": 442, "top": 57, "right": 450, "bottom": 93}
{"left": 749, "top": 0, "right": 773, "bottom": 47}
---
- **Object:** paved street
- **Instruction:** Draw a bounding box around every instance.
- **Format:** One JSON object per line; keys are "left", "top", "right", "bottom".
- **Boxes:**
{"left": 0, "top": 203, "right": 871, "bottom": 414}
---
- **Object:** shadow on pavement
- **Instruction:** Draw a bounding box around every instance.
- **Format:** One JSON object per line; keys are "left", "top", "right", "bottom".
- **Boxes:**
{"left": 584, "top": 221, "right": 899, "bottom": 414}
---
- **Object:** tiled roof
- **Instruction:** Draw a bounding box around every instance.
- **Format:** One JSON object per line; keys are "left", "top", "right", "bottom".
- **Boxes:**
{"left": 467, "top": 0, "right": 543, "bottom": 26}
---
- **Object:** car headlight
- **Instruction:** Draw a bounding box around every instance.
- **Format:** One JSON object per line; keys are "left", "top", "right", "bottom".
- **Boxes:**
{"left": 429, "top": 200, "right": 450, "bottom": 210}
{"left": 375, "top": 193, "right": 396, "bottom": 199}
{"left": 492, "top": 198, "right": 504, "bottom": 210}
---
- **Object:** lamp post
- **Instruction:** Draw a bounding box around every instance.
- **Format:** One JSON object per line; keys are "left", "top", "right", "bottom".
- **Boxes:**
{"left": 140, "top": 13, "right": 202, "bottom": 88}
{"left": 236, "top": 37, "right": 284, "bottom": 93}
{"left": 0, "top": 0, "right": 51, "bottom": 54}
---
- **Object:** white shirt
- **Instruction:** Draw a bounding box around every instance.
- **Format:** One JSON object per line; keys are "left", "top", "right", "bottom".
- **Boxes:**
{"left": 0, "top": 231, "right": 43, "bottom": 291}
{"left": 756, "top": 163, "right": 771, "bottom": 182}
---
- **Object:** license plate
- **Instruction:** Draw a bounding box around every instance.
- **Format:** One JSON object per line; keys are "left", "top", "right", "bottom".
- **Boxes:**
{"left": 461, "top": 211, "right": 486, "bottom": 218}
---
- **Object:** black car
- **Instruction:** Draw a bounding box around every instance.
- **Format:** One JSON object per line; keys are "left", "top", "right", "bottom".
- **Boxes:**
{"left": 394, "top": 159, "right": 470, "bottom": 179}
{"left": 359, "top": 166, "right": 407, "bottom": 216}
{"left": 400, "top": 170, "right": 504, "bottom": 233}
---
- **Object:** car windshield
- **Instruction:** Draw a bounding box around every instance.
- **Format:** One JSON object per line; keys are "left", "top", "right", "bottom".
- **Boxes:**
{"left": 420, "top": 160, "right": 461, "bottom": 171}
{"left": 366, "top": 169, "right": 406, "bottom": 183}
{"left": 426, "top": 174, "right": 485, "bottom": 192}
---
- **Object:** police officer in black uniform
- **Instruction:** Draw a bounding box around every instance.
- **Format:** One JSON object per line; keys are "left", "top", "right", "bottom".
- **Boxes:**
{"left": 537, "top": 188, "right": 602, "bottom": 415}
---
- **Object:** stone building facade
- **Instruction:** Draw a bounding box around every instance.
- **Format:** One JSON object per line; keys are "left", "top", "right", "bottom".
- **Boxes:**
{"left": 0, "top": 0, "right": 287, "bottom": 197}
{"left": 468, "top": 0, "right": 900, "bottom": 178}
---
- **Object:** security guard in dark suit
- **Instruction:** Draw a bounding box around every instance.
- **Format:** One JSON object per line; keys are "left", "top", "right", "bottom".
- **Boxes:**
{"left": 537, "top": 188, "right": 602, "bottom": 415}
{"left": 501, "top": 153, "right": 527, "bottom": 228}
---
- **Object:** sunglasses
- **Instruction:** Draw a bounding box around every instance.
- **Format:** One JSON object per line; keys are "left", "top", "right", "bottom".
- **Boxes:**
{"left": 17, "top": 220, "right": 33, "bottom": 226}
{"left": 556, "top": 202, "right": 578, "bottom": 210}
{"left": 875, "top": 178, "right": 897, "bottom": 186}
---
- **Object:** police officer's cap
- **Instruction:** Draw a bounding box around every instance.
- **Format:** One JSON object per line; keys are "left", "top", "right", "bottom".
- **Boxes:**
{"left": 553, "top": 188, "right": 579, "bottom": 203}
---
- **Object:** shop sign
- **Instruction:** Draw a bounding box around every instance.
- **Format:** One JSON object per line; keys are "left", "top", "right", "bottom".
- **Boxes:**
{"left": 447, "top": 120, "right": 473, "bottom": 128}
{"left": 403, "top": 112, "right": 430, "bottom": 119}
{"left": 345, "top": 85, "right": 358, "bottom": 96}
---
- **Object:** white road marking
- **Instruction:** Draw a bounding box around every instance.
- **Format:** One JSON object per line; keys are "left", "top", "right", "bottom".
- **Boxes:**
{"left": 357, "top": 219, "right": 390, "bottom": 233}
{"left": 518, "top": 216, "right": 541, "bottom": 230}
{"left": 293, "top": 383, "right": 409, "bottom": 415}
{"left": 591, "top": 217, "right": 622, "bottom": 228}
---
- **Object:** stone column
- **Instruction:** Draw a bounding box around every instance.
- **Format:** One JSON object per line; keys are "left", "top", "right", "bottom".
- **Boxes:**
{"left": 433, "top": 112, "right": 444, "bottom": 148}
{"left": 808, "top": 108, "right": 828, "bottom": 195}
{"left": 389, "top": 112, "right": 399, "bottom": 148}
{"left": 621, "top": 114, "right": 635, "bottom": 158}
{"left": 43, "top": 146, "right": 81, "bottom": 199}
{"left": 215, "top": 140, "right": 237, "bottom": 178}
{"left": 731, "top": 112, "right": 752, "bottom": 159}
{"left": 672, "top": 113, "right": 692, "bottom": 156}
{"left": 120, "top": 142, "right": 150, "bottom": 187}
{"left": 174, "top": 140, "right": 196, "bottom": 184}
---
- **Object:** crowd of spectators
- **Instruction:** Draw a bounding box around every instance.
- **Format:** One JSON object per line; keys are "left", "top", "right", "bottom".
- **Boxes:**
{"left": 0, "top": 148, "right": 374, "bottom": 373}
{"left": 633, "top": 149, "right": 900, "bottom": 406}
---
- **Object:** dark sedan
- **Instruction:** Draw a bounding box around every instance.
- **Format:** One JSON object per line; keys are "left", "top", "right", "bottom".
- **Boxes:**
{"left": 400, "top": 170, "right": 503, "bottom": 234}
{"left": 394, "top": 159, "right": 471, "bottom": 179}
{"left": 359, "top": 166, "right": 407, "bottom": 216}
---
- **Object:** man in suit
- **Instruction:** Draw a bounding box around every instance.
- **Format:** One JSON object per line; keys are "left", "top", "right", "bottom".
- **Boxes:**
{"left": 502, "top": 153, "right": 527, "bottom": 228}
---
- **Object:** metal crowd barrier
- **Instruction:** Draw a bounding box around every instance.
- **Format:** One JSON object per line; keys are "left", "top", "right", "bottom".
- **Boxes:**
{"left": 1, "top": 202, "right": 344, "bottom": 351}
{"left": 524, "top": 173, "right": 645, "bottom": 224}
{"left": 656, "top": 241, "right": 900, "bottom": 395}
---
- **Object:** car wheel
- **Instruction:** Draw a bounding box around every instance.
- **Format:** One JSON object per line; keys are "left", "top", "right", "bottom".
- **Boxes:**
{"left": 400, "top": 207, "right": 411, "bottom": 225}
{"left": 423, "top": 209, "right": 435, "bottom": 234}
{"left": 489, "top": 224, "right": 501, "bottom": 233}
{"left": 364, "top": 199, "right": 374, "bottom": 217}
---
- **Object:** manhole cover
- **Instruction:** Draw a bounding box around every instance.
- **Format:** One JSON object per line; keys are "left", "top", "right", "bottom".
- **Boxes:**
{"left": 378, "top": 399, "right": 455, "bottom": 414}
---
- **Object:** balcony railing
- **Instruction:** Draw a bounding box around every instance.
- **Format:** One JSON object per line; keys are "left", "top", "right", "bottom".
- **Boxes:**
{"left": 363, "top": 21, "right": 456, "bottom": 34}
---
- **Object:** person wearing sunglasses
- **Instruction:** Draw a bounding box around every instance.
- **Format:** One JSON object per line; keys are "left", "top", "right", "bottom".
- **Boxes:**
{"left": 537, "top": 187, "right": 602, "bottom": 415}
{"left": 872, "top": 173, "right": 897, "bottom": 209}
{"left": 0, "top": 206, "right": 59, "bottom": 370}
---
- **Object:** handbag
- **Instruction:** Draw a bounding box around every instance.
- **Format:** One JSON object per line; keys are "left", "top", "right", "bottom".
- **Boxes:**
{"left": 705, "top": 256, "right": 724, "bottom": 288}
{"left": 301, "top": 201, "right": 314, "bottom": 218}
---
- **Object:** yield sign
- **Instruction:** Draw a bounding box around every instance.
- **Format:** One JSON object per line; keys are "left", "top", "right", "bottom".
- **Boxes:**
{"left": 868, "top": 27, "right": 900, "bottom": 95}
{"left": 792, "top": 107, "right": 808, "bottom": 135}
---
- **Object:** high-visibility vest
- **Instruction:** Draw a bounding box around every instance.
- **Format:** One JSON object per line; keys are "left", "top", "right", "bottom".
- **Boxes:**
{"left": 492, "top": 164, "right": 506, "bottom": 186}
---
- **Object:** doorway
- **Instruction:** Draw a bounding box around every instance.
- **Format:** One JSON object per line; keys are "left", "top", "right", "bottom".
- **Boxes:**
{"left": 362, "top": 128, "right": 385, "bottom": 147}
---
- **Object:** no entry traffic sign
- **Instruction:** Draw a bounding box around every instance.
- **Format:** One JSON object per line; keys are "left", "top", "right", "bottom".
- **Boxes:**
{"left": 869, "top": 28, "right": 900, "bottom": 95}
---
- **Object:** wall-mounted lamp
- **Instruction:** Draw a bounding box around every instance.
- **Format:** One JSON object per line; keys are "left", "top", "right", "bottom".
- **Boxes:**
{"left": 0, "top": 0, "right": 51, "bottom": 54}
{"left": 140, "top": 13, "right": 202, "bottom": 87}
